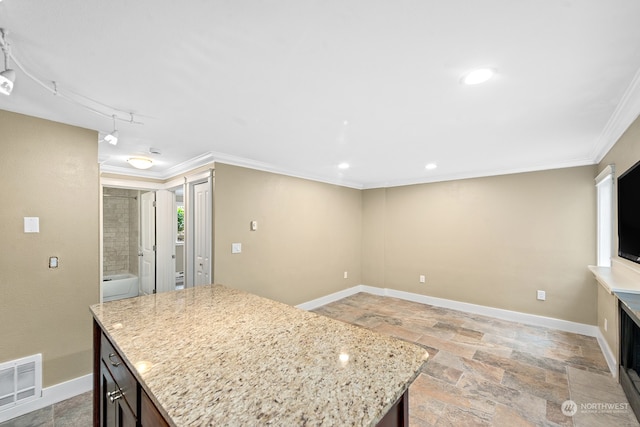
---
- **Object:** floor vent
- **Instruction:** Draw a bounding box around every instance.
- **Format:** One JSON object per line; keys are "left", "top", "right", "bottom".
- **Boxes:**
{"left": 0, "top": 354, "right": 42, "bottom": 412}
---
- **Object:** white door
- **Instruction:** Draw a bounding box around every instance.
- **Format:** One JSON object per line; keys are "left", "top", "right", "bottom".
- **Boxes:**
{"left": 193, "top": 182, "right": 211, "bottom": 286}
{"left": 140, "top": 191, "right": 156, "bottom": 295}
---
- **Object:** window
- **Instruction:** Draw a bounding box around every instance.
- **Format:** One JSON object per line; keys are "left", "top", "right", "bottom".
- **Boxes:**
{"left": 177, "top": 204, "right": 185, "bottom": 242}
{"left": 595, "top": 165, "right": 615, "bottom": 267}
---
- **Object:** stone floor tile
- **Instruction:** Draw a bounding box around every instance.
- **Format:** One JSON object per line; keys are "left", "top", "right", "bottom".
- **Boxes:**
{"left": 492, "top": 403, "right": 538, "bottom": 427}
{"left": 373, "top": 323, "right": 424, "bottom": 343}
{"left": 422, "top": 361, "right": 464, "bottom": 385}
{"left": 417, "top": 334, "right": 477, "bottom": 359}
{"left": 546, "top": 400, "right": 574, "bottom": 427}
{"left": 53, "top": 391, "right": 93, "bottom": 427}
{"left": 430, "top": 350, "right": 504, "bottom": 384}
{"left": 502, "top": 371, "right": 570, "bottom": 404}
{"left": 0, "top": 407, "right": 53, "bottom": 427}
{"left": 434, "top": 404, "right": 493, "bottom": 427}
{"left": 408, "top": 386, "right": 446, "bottom": 425}
{"left": 510, "top": 349, "right": 568, "bottom": 374}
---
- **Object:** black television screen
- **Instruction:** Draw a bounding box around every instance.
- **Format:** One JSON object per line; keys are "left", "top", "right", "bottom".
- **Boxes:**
{"left": 618, "top": 160, "right": 640, "bottom": 264}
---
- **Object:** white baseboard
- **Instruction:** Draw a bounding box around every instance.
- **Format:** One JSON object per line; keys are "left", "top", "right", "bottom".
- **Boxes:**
{"left": 596, "top": 328, "right": 618, "bottom": 378}
{"left": 0, "top": 373, "right": 92, "bottom": 423}
{"left": 299, "top": 284, "right": 617, "bottom": 377}
{"left": 295, "top": 285, "right": 372, "bottom": 310}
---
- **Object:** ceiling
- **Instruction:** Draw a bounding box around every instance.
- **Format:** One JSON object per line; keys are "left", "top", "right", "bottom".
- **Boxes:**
{"left": 1, "top": 1, "right": 640, "bottom": 189}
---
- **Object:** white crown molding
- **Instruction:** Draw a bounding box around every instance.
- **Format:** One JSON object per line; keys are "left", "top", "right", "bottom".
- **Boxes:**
{"left": 209, "top": 150, "right": 364, "bottom": 189}
{"left": 591, "top": 65, "right": 640, "bottom": 163}
{"left": 362, "top": 157, "right": 596, "bottom": 189}
{"left": 100, "top": 152, "right": 215, "bottom": 181}
{"left": 101, "top": 151, "right": 364, "bottom": 189}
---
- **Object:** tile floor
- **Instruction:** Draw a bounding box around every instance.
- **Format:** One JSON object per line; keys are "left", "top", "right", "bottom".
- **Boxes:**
{"left": 0, "top": 391, "right": 92, "bottom": 427}
{"left": 312, "top": 293, "right": 639, "bottom": 426}
{"left": 2, "top": 292, "right": 638, "bottom": 426}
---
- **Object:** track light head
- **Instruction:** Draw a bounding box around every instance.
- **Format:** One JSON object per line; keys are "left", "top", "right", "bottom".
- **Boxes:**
{"left": 104, "top": 130, "right": 119, "bottom": 145}
{"left": 0, "top": 68, "right": 14, "bottom": 95}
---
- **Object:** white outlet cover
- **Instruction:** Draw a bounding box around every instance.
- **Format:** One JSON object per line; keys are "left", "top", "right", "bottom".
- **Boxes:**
{"left": 537, "top": 290, "right": 546, "bottom": 301}
{"left": 231, "top": 243, "right": 242, "bottom": 254}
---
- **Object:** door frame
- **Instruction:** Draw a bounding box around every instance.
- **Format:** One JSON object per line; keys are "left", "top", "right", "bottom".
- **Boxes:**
{"left": 100, "top": 167, "right": 214, "bottom": 300}
{"left": 184, "top": 170, "right": 214, "bottom": 287}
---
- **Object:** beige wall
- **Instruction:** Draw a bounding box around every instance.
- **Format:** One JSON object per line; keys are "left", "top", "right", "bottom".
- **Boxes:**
{"left": 597, "top": 115, "right": 640, "bottom": 354}
{"left": 0, "top": 110, "right": 99, "bottom": 387}
{"left": 363, "top": 166, "right": 598, "bottom": 324}
{"left": 213, "top": 163, "right": 362, "bottom": 305}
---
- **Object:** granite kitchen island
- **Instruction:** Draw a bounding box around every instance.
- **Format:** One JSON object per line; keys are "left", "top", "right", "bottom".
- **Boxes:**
{"left": 90, "top": 284, "right": 428, "bottom": 426}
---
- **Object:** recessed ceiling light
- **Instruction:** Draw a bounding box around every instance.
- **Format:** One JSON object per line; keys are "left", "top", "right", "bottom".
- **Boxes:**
{"left": 425, "top": 163, "right": 438, "bottom": 170}
{"left": 338, "top": 162, "right": 350, "bottom": 170}
{"left": 462, "top": 68, "right": 495, "bottom": 85}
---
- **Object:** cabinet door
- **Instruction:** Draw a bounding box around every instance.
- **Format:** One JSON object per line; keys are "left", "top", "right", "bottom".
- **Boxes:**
{"left": 116, "top": 398, "right": 136, "bottom": 427}
{"left": 101, "top": 362, "right": 137, "bottom": 427}
{"left": 101, "top": 363, "right": 117, "bottom": 427}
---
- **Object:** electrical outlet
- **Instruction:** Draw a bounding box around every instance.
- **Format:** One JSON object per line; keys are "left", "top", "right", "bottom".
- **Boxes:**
{"left": 604, "top": 318, "right": 608, "bottom": 332}
{"left": 419, "top": 275, "right": 426, "bottom": 283}
{"left": 344, "top": 271, "right": 348, "bottom": 279}
{"left": 537, "top": 290, "right": 546, "bottom": 301}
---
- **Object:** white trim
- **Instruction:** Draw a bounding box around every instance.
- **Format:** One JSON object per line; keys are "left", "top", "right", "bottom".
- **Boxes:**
{"left": 596, "top": 328, "right": 618, "bottom": 378}
{"left": 593, "top": 65, "right": 640, "bottom": 163}
{"left": 595, "top": 164, "right": 616, "bottom": 185}
{"left": 299, "top": 285, "right": 617, "bottom": 376}
{"left": 295, "top": 285, "right": 372, "bottom": 310}
{"left": 596, "top": 165, "right": 615, "bottom": 267}
{"left": 100, "top": 152, "right": 215, "bottom": 181}
{"left": 211, "top": 155, "right": 364, "bottom": 189}
{"left": 362, "top": 157, "right": 595, "bottom": 189}
{"left": 0, "top": 374, "right": 92, "bottom": 423}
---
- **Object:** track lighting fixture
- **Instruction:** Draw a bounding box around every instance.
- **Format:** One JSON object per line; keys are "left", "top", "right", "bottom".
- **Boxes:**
{"left": 104, "top": 115, "right": 119, "bottom": 145}
{"left": 0, "top": 28, "right": 15, "bottom": 96}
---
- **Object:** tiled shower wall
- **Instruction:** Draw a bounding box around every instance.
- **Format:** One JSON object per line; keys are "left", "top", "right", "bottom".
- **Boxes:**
{"left": 103, "top": 188, "right": 139, "bottom": 276}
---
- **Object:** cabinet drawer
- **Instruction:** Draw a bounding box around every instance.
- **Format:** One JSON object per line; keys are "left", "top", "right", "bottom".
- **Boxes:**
{"left": 101, "top": 333, "right": 138, "bottom": 413}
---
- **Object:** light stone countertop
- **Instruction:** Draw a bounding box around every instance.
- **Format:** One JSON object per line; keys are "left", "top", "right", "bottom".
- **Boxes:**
{"left": 90, "top": 284, "right": 428, "bottom": 426}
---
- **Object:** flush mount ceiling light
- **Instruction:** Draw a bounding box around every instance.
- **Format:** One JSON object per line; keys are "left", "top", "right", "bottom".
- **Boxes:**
{"left": 338, "top": 162, "right": 350, "bottom": 170}
{"left": 104, "top": 115, "right": 119, "bottom": 145}
{"left": 425, "top": 163, "right": 438, "bottom": 170}
{"left": 127, "top": 157, "right": 153, "bottom": 170}
{"left": 462, "top": 68, "right": 495, "bottom": 85}
{"left": 0, "top": 28, "right": 15, "bottom": 96}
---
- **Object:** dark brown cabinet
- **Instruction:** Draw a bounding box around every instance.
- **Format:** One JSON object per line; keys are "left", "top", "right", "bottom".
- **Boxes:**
{"left": 100, "top": 362, "right": 136, "bottom": 427}
{"left": 94, "top": 320, "right": 167, "bottom": 427}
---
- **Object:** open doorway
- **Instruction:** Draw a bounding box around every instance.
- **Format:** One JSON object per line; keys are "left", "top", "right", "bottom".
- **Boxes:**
{"left": 100, "top": 169, "right": 213, "bottom": 301}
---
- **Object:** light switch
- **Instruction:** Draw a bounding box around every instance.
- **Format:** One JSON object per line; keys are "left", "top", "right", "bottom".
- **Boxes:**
{"left": 24, "top": 217, "right": 40, "bottom": 233}
{"left": 232, "top": 243, "right": 242, "bottom": 254}
{"left": 250, "top": 221, "right": 258, "bottom": 231}
{"left": 49, "top": 257, "right": 58, "bottom": 268}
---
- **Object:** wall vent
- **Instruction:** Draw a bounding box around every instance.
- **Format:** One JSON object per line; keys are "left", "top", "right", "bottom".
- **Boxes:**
{"left": 0, "top": 354, "right": 42, "bottom": 412}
